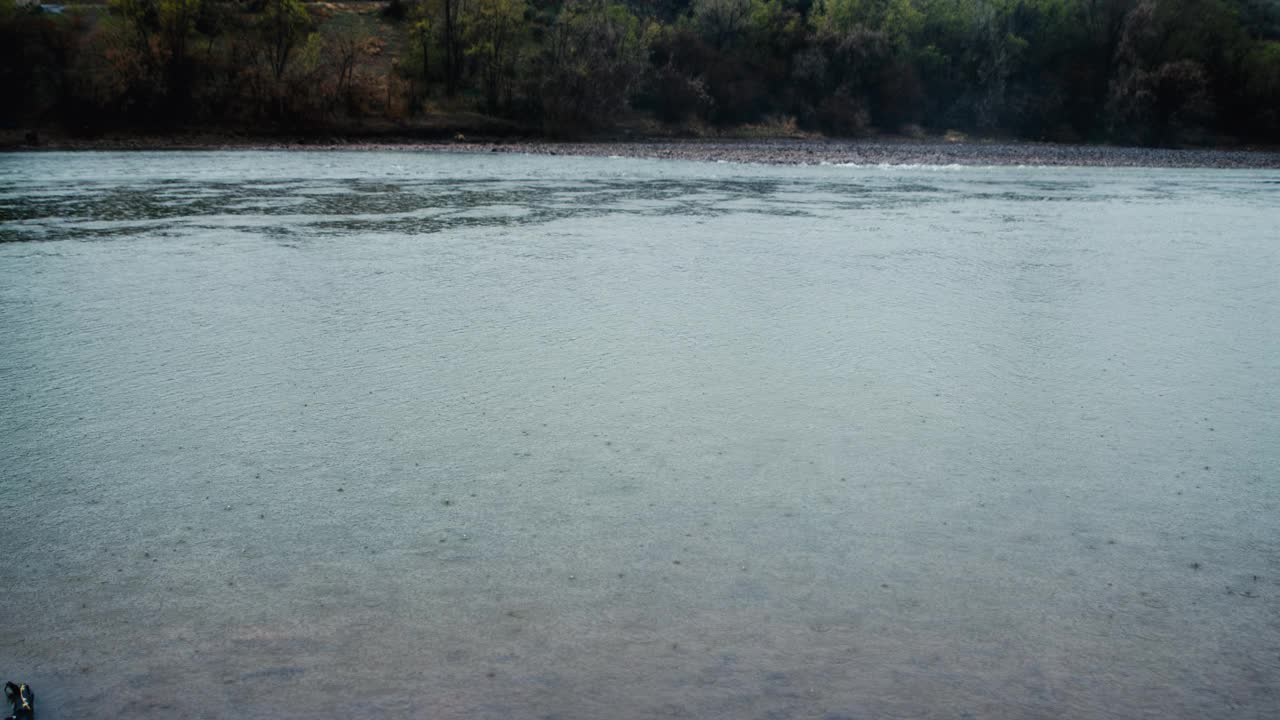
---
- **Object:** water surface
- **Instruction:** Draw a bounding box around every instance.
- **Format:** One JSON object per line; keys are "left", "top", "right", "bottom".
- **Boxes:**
{"left": 1, "top": 151, "right": 1278, "bottom": 718}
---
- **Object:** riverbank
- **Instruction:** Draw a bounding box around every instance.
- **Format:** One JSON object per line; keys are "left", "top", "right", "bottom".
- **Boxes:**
{"left": 5, "top": 132, "right": 1280, "bottom": 168}
{"left": 435, "top": 138, "right": 1280, "bottom": 168}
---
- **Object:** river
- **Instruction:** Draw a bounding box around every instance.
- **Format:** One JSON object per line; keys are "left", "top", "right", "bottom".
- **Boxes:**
{"left": 1, "top": 151, "right": 1277, "bottom": 718}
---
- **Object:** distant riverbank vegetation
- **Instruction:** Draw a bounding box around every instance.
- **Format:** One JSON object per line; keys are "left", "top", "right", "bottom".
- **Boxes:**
{"left": 2, "top": 0, "right": 1278, "bottom": 145}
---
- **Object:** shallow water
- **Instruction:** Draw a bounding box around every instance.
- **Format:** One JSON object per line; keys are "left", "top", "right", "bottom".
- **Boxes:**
{"left": 1, "top": 151, "right": 1278, "bottom": 719}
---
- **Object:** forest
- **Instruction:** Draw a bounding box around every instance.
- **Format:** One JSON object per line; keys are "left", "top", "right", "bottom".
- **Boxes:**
{"left": 2, "top": 0, "right": 1278, "bottom": 144}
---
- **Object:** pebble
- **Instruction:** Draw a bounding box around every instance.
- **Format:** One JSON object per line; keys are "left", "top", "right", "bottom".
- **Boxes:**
{"left": 421, "top": 139, "right": 1280, "bottom": 168}
{"left": 30, "top": 138, "right": 1280, "bottom": 168}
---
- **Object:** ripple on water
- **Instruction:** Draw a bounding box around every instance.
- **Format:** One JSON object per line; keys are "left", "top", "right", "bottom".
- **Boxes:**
{"left": 0, "top": 151, "right": 1278, "bottom": 720}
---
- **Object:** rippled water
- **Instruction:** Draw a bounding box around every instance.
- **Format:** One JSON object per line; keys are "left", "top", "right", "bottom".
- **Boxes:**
{"left": 1, "top": 151, "right": 1278, "bottom": 719}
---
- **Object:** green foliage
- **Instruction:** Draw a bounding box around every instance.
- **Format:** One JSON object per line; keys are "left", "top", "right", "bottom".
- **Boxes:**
{"left": 4, "top": 0, "right": 1280, "bottom": 142}
{"left": 746, "top": 0, "right": 798, "bottom": 38}
{"left": 323, "top": 14, "right": 372, "bottom": 71}
{"left": 407, "top": 13, "right": 431, "bottom": 84}
{"left": 811, "top": 0, "right": 921, "bottom": 42}
{"left": 259, "top": 0, "right": 309, "bottom": 81}
{"left": 465, "top": 0, "right": 527, "bottom": 111}
{"left": 537, "top": 0, "right": 647, "bottom": 133}
{"left": 109, "top": 0, "right": 159, "bottom": 49}
{"left": 882, "top": 0, "right": 923, "bottom": 45}
{"left": 693, "top": 0, "right": 750, "bottom": 47}
{"left": 1244, "top": 39, "right": 1280, "bottom": 96}
{"left": 158, "top": 0, "right": 201, "bottom": 41}
{"left": 422, "top": 0, "right": 467, "bottom": 96}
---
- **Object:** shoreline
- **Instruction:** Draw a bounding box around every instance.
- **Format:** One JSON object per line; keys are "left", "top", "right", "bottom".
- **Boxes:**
{"left": 5, "top": 134, "right": 1280, "bottom": 168}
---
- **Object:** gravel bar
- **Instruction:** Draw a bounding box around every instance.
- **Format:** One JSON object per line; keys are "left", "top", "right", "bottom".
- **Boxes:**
{"left": 456, "top": 138, "right": 1280, "bottom": 168}
{"left": 9, "top": 135, "right": 1280, "bottom": 168}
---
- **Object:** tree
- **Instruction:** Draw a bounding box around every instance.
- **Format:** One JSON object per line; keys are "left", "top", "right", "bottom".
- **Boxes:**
{"left": 157, "top": 0, "right": 202, "bottom": 111}
{"left": 1240, "top": 39, "right": 1280, "bottom": 135}
{"left": 693, "top": 0, "right": 750, "bottom": 49}
{"left": 1106, "top": 0, "right": 1216, "bottom": 144}
{"left": 465, "top": 0, "right": 526, "bottom": 112}
{"left": 411, "top": 11, "right": 431, "bottom": 86}
{"left": 111, "top": 0, "right": 158, "bottom": 56}
{"left": 968, "top": 0, "right": 1025, "bottom": 129}
{"left": 260, "top": 0, "right": 309, "bottom": 82}
{"left": 438, "top": 0, "right": 466, "bottom": 95}
{"left": 157, "top": 0, "right": 200, "bottom": 69}
{"left": 537, "top": 0, "right": 647, "bottom": 133}
{"left": 323, "top": 14, "right": 370, "bottom": 110}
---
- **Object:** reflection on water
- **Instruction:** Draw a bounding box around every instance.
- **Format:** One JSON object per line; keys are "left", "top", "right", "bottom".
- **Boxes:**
{"left": 1, "top": 152, "right": 1278, "bottom": 719}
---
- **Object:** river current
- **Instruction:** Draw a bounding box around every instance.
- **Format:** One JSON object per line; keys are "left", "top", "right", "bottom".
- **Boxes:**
{"left": 1, "top": 151, "right": 1277, "bottom": 718}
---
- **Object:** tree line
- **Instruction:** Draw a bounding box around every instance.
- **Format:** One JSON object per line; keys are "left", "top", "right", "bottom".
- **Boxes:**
{"left": 2, "top": 0, "right": 1278, "bottom": 144}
